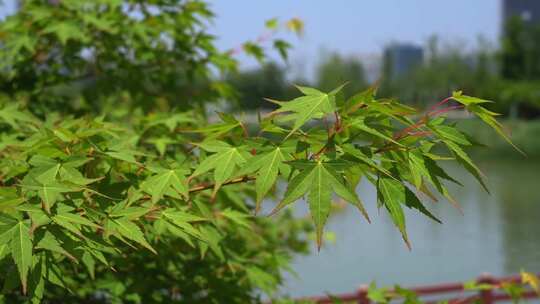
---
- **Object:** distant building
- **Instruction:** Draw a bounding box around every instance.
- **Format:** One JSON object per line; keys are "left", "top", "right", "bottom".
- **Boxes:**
{"left": 503, "top": 0, "right": 540, "bottom": 24}
{"left": 383, "top": 43, "right": 424, "bottom": 79}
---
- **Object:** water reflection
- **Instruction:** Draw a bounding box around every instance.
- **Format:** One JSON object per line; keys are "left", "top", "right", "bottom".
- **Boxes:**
{"left": 485, "top": 160, "right": 540, "bottom": 273}
{"left": 281, "top": 158, "right": 540, "bottom": 297}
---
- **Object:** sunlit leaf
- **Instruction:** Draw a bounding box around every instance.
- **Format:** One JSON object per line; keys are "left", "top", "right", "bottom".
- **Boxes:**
{"left": 111, "top": 218, "right": 156, "bottom": 254}
{"left": 11, "top": 221, "right": 33, "bottom": 294}
{"left": 377, "top": 177, "right": 410, "bottom": 249}
{"left": 268, "top": 85, "right": 341, "bottom": 138}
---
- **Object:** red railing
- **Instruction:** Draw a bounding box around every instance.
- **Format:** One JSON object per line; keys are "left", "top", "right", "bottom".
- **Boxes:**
{"left": 292, "top": 273, "right": 539, "bottom": 304}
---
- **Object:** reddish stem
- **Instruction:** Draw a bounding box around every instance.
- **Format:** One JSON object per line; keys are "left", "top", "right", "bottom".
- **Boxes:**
{"left": 427, "top": 96, "right": 453, "bottom": 114}
{"left": 394, "top": 97, "right": 462, "bottom": 141}
{"left": 381, "top": 95, "right": 462, "bottom": 152}
{"left": 430, "top": 105, "right": 464, "bottom": 117}
{"left": 393, "top": 117, "right": 427, "bottom": 140}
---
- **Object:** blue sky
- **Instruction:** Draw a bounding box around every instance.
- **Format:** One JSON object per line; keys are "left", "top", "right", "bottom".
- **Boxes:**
{"left": 210, "top": 1, "right": 501, "bottom": 74}
{"left": 1, "top": 1, "right": 502, "bottom": 75}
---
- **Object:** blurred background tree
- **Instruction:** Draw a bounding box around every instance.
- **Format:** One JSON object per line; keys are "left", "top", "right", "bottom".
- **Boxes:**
{"left": 377, "top": 17, "right": 540, "bottom": 118}
{"left": 227, "top": 62, "right": 295, "bottom": 110}
{"left": 227, "top": 52, "right": 367, "bottom": 111}
{"left": 315, "top": 52, "right": 367, "bottom": 97}
{"left": 380, "top": 37, "right": 497, "bottom": 109}
{"left": 495, "top": 15, "right": 540, "bottom": 118}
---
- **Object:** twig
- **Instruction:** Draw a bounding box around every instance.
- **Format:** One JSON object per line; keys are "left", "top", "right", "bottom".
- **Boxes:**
{"left": 333, "top": 111, "right": 341, "bottom": 133}
{"left": 427, "top": 96, "right": 453, "bottom": 114}
{"left": 428, "top": 105, "right": 464, "bottom": 117}
{"left": 312, "top": 111, "right": 343, "bottom": 159}
{"left": 188, "top": 176, "right": 256, "bottom": 194}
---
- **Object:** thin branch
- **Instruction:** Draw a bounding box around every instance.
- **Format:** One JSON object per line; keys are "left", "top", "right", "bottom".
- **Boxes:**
{"left": 333, "top": 111, "right": 341, "bottom": 133}
{"left": 429, "top": 105, "right": 464, "bottom": 117}
{"left": 392, "top": 116, "right": 428, "bottom": 141}
{"left": 312, "top": 111, "right": 342, "bottom": 160}
{"left": 427, "top": 96, "right": 453, "bottom": 114}
{"left": 188, "top": 176, "right": 256, "bottom": 194}
{"left": 313, "top": 130, "right": 336, "bottom": 160}
{"left": 239, "top": 120, "right": 249, "bottom": 138}
{"left": 376, "top": 98, "right": 463, "bottom": 155}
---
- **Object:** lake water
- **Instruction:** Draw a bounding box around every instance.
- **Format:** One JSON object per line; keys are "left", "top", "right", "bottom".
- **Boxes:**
{"left": 280, "top": 157, "right": 540, "bottom": 297}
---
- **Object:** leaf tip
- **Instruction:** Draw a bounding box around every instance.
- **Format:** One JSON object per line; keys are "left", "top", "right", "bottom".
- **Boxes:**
{"left": 316, "top": 237, "right": 322, "bottom": 252}
{"left": 404, "top": 237, "right": 412, "bottom": 251}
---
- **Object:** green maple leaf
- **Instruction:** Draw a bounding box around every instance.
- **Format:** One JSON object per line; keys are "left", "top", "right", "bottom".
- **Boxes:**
{"left": 444, "top": 140, "right": 489, "bottom": 193}
{"left": 32, "top": 163, "right": 60, "bottom": 185}
{"left": 186, "top": 113, "right": 242, "bottom": 138}
{"left": 161, "top": 208, "right": 205, "bottom": 240}
{"left": 43, "top": 22, "right": 87, "bottom": 45}
{"left": 407, "top": 150, "right": 463, "bottom": 212}
{"left": 59, "top": 166, "right": 101, "bottom": 186}
{"left": 190, "top": 141, "right": 249, "bottom": 196}
{"left": 147, "top": 137, "right": 175, "bottom": 156}
{"left": 0, "top": 104, "right": 38, "bottom": 128}
{"left": 243, "top": 42, "right": 265, "bottom": 63}
{"left": 430, "top": 124, "right": 471, "bottom": 146}
{"left": 342, "top": 144, "right": 393, "bottom": 178}
{"left": 109, "top": 206, "right": 150, "bottom": 220}
{"left": 377, "top": 177, "right": 409, "bottom": 248}
{"left": 35, "top": 231, "right": 76, "bottom": 262}
{"left": 110, "top": 218, "right": 156, "bottom": 254}
{"left": 20, "top": 177, "right": 77, "bottom": 214}
{"left": 0, "top": 187, "right": 25, "bottom": 212}
{"left": 141, "top": 168, "right": 189, "bottom": 203}
{"left": 273, "top": 39, "right": 291, "bottom": 61}
{"left": 54, "top": 212, "right": 100, "bottom": 229}
{"left": 377, "top": 175, "right": 441, "bottom": 249}
{"left": 286, "top": 17, "right": 304, "bottom": 36}
{"left": 350, "top": 117, "right": 403, "bottom": 146}
{"left": 452, "top": 91, "right": 524, "bottom": 155}
{"left": 271, "top": 160, "right": 369, "bottom": 250}
{"left": 237, "top": 147, "right": 290, "bottom": 213}
{"left": 220, "top": 208, "right": 251, "bottom": 229}
{"left": 268, "top": 85, "right": 344, "bottom": 138}
{"left": 147, "top": 112, "right": 195, "bottom": 132}
{"left": 105, "top": 150, "right": 141, "bottom": 164}
{"left": 408, "top": 151, "right": 428, "bottom": 190}
{"left": 10, "top": 221, "right": 33, "bottom": 294}
{"left": 265, "top": 17, "right": 279, "bottom": 30}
